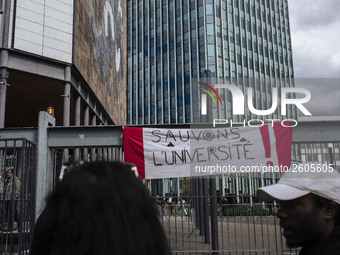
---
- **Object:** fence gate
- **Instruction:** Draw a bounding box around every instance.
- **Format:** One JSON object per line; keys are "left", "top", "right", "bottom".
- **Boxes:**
{"left": 0, "top": 139, "right": 36, "bottom": 255}
{"left": 152, "top": 177, "right": 301, "bottom": 255}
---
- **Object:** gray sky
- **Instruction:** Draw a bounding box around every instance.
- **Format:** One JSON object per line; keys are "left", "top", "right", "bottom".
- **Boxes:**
{"left": 288, "top": 0, "right": 340, "bottom": 78}
{"left": 288, "top": 0, "right": 340, "bottom": 116}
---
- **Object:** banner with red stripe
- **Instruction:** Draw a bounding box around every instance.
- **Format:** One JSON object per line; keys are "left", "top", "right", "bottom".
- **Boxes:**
{"left": 123, "top": 127, "right": 145, "bottom": 179}
{"left": 123, "top": 124, "right": 292, "bottom": 179}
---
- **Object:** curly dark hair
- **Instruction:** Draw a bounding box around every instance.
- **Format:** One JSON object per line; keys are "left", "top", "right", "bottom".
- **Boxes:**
{"left": 30, "top": 161, "right": 169, "bottom": 255}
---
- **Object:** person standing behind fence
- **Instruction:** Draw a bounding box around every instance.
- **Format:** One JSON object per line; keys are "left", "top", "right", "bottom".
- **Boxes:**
{"left": 257, "top": 167, "right": 340, "bottom": 255}
{"left": 155, "top": 195, "right": 162, "bottom": 216}
{"left": 177, "top": 198, "right": 181, "bottom": 216}
{"left": 182, "top": 199, "right": 188, "bottom": 216}
{"left": 167, "top": 197, "right": 174, "bottom": 216}
{"left": 161, "top": 197, "right": 168, "bottom": 217}
{"left": 177, "top": 198, "right": 188, "bottom": 216}
{"left": 30, "top": 161, "right": 169, "bottom": 255}
{"left": 4, "top": 169, "right": 21, "bottom": 231}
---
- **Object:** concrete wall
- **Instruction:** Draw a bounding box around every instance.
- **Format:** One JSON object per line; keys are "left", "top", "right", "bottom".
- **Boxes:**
{"left": 13, "top": 0, "right": 73, "bottom": 63}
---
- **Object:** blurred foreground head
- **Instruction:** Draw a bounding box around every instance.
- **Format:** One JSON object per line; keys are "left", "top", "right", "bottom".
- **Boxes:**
{"left": 30, "top": 161, "right": 168, "bottom": 255}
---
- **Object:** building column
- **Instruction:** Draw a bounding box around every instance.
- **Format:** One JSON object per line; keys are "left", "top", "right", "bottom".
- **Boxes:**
{"left": 62, "top": 67, "right": 71, "bottom": 163}
{"left": 62, "top": 82, "right": 71, "bottom": 125}
{"left": 83, "top": 93, "right": 89, "bottom": 161}
{"left": 74, "top": 94, "right": 81, "bottom": 126}
{"left": 0, "top": 67, "right": 8, "bottom": 128}
{"left": 63, "top": 67, "right": 71, "bottom": 126}
{"left": 74, "top": 93, "right": 81, "bottom": 161}
{"left": 84, "top": 92, "right": 89, "bottom": 126}
{"left": 90, "top": 113, "right": 97, "bottom": 161}
{"left": 222, "top": 174, "right": 226, "bottom": 196}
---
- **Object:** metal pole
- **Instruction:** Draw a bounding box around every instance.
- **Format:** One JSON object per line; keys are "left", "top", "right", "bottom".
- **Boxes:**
{"left": 249, "top": 172, "right": 253, "bottom": 206}
{"left": 83, "top": 93, "right": 89, "bottom": 161}
{"left": 36, "top": 112, "right": 55, "bottom": 219}
{"left": 62, "top": 71, "right": 71, "bottom": 163}
{"left": 177, "top": 177, "right": 180, "bottom": 197}
{"left": 222, "top": 174, "right": 226, "bottom": 196}
{"left": 91, "top": 114, "right": 97, "bottom": 161}
{"left": 210, "top": 176, "right": 219, "bottom": 254}
{"left": 203, "top": 177, "right": 210, "bottom": 243}
{"left": 63, "top": 74, "right": 71, "bottom": 126}
{"left": 204, "top": 70, "right": 213, "bottom": 123}
{"left": 261, "top": 169, "right": 265, "bottom": 209}
{"left": 74, "top": 93, "right": 81, "bottom": 161}
{"left": 236, "top": 172, "right": 240, "bottom": 203}
{"left": 0, "top": 67, "right": 8, "bottom": 128}
{"left": 194, "top": 177, "right": 200, "bottom": 231}
{"left": 84, "top": 92, "right": 90, "bottom": 126}
{"left": 74, "top": 95, "right": 81, "bottom": 126}
{"left": 329, "top": 147, "right": 334, "bottom": 168}
{"left": 199, "top": 178, "right": 204, "bottom": 235}
{"left": 2, "top": 0, "right": 11, "bottom": 48}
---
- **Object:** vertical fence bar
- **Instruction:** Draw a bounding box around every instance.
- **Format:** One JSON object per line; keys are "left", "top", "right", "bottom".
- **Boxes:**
{"left": 329, "top": 147, "right": 334, "bottom": 167}
{"left": 0, "top": 139, "right": 36, "bottom": 254}
{"left": 202, "top": 177, "right": 210, "bottom": 243}
{"left": 210, "top": 176, "right": 219, "bottom": 254}
{"left": 198, "top": 178, "right": 204, "bottom": 236}
{"left": 194, "top": 177, "right": 200, "bottom": 232}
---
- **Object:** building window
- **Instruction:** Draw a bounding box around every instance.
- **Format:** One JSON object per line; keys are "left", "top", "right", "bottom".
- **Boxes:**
{"left": 198, "top": 6, "right": 204, "bottom": 18}
{"left": 208, "top": 44, "right": 215, "bottom": 57}
{"left": 206, "top": 4, "right": 213, "bottom": 16}
{"left": 191, "top": 9, "right": 196, "bottom": 22}
{"left": 207, "top": 24, "right": 214, "bottom": 36}
{"left": 185, "top": 52, "right": 189, "bottom": 64}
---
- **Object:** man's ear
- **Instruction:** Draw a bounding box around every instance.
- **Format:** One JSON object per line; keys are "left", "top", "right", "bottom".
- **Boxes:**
{"left": 322, "top": 202, "right": 337, "bottom": 220}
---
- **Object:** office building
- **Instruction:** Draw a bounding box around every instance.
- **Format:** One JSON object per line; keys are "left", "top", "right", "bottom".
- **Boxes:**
{"left": 127, "top": 0, "right": 298, "bottom": 197}
{"left": 127, "top": 0, "right": 296, "bottom": 125}
{"left": 0, "top": 0, "right": 126, "bottom": 128}
{"left": 298, "top": 117, "right": 340, "bottom": 171}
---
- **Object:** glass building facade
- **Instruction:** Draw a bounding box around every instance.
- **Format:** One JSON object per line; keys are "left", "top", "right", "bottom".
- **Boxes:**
{"left": 127, "top": 0, "right": 296, "bottom": 124}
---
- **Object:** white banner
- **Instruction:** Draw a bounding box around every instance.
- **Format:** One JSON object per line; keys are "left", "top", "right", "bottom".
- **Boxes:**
{"left": 124, "top": 123, "right": 292, "bottom": 179}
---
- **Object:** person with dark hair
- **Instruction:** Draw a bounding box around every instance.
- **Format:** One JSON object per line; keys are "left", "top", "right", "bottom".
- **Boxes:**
{"left": 30, "top": 161, "right": 169, "bottom": 255}
{"left": 161, "top": 197, "right": 168, "bottom": 217}
{"left": 257, "top": 166, "right": 340, "bottom": 255}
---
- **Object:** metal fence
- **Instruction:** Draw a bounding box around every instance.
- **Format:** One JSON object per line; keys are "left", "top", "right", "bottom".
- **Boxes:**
{"left": 50, "top": 145, "right": 301, "bottom": 255}
{"left": 0, "top": 139, "right": 36, "bottom": 255}
{"left": 1, "top": 113, "right": 339, "bottom": 254}
{"left": 51, "top": 147, "right": 124, "bottom": 182}
{"left": 49, "top": 146, "right": 299, "bottom": 254}
{"left": 152, "top": 178, "right": 300, "bottom": 255}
